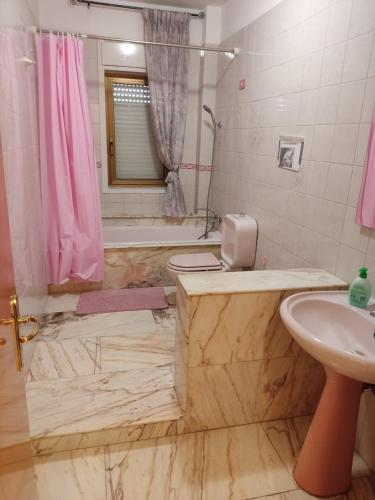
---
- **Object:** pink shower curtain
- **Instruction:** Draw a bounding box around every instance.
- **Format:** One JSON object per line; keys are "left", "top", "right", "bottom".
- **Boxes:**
{"left": 356, "top": 111, "right": 375, "bottom": 229}
{"left": 36, "top": 34, "right": 104, "bottom": 284}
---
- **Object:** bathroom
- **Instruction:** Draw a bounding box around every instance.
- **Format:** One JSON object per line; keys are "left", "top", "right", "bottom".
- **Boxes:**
{"left": 1, "top": 0, "right": 375, "bottom": 498}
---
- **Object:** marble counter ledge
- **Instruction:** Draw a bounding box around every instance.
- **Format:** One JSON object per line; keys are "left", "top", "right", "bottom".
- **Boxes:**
{"left": 178, "top": 269, "right": 347, "bottom": 296}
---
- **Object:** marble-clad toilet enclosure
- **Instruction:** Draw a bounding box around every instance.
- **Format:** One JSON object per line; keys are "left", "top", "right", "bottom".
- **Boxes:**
{"left": 174, "top": 269, "right": 347, "bottom": 432}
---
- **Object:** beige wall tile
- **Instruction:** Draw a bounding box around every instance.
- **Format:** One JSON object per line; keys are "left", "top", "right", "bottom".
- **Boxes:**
{"left": 184, "top": 361, "right": 261, "bottom": 431}
{"left": 343, "top": 32, "right": 374, "bottom": 82}
{"left": 183, "top": 355, "right": 324, "bottom": 433}
{"left": 187, "top": 291, "right": 300, "bottom": 367}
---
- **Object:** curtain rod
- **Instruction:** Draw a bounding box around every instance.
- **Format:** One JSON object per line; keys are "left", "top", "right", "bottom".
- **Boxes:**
{"left": 39, "top": 29, "right": 240, "bottom": 56}
{"left": 70, "top": 0, "right": 205, "bottom": 19}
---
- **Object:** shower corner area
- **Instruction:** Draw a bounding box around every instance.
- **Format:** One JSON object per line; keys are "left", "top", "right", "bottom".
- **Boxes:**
{"left": 0, "top": 0, "right": 230, "bottom": 478}
{"left": 45, "top": 5, "right": 225, "bottom": 295}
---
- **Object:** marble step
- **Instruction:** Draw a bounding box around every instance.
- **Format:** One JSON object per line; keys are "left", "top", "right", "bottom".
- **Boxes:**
{"left": 26, "top": 303, "right": 181, "bottom": 456}
{"left": 28, "top": 366, "right": 183, "bottom": 456}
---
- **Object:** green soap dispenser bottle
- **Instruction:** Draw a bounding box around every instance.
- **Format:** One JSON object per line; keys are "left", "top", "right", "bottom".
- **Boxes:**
{"left": 349, "top": 267, "right": 372, "bottom": 308}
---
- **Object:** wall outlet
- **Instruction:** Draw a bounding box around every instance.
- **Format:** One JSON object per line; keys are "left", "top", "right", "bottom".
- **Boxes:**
{"left": 239, "top": 79, "right": 246, "bottom": 90}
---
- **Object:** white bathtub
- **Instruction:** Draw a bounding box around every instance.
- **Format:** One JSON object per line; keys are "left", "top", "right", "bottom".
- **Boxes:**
{"left": 103, "top": 224, "right": 222, "bottom": 248}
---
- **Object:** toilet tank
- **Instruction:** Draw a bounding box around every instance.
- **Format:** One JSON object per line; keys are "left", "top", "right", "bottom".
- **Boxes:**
{"left": 221, "top": 214, "right": 258, "bottom": 268}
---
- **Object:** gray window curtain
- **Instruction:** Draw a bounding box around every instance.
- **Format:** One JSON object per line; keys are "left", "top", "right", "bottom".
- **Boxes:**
{"left": 142, "top": 9, "right": 189, "bottom": 218}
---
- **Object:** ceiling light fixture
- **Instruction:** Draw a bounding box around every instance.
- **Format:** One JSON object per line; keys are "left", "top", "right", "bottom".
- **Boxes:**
{"left": 120, "top": 42, "right": 136, "bottom": 55}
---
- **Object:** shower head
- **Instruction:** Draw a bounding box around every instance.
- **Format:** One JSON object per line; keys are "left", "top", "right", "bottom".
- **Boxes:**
{"left": 203, "top": 105, "right": 223, "bottom": 129}
{"left": 203, "top": 104, "right": 217, "bottom": 128}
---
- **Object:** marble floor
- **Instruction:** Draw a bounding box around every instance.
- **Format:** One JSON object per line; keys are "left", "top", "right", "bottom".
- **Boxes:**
{"left": 26, "top": 291, "right": 181, "bottom": 454}
{"left": 34, "top": 416, "right": 374, "bottom": 500}
{"left": 30, "top": 292, "right": 375, "bottom": 499}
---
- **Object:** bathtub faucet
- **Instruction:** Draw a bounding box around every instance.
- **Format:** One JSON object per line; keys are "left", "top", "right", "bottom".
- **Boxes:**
{"left": 197, "top": 208, "right": 221, "bottom": 239}
{"left": 212, "top": 213, "right": 222, "bottom": 230}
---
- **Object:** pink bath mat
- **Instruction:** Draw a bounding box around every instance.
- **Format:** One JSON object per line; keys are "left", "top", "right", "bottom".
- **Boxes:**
{"left": 76, "top": 288, "right": 169, "bottom": 315}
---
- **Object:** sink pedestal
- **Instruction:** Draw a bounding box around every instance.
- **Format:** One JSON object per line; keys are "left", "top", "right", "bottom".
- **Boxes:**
{"left": 294, "top": 367, "right": 362, "bottom": 497}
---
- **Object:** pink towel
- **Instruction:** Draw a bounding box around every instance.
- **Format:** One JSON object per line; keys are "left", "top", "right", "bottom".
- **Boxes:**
{"left": 356, "top": 113, "right": 375, "bottom": 229}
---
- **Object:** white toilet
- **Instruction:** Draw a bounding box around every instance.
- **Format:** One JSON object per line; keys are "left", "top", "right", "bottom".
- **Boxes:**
{"left": 167, "top": 214, "right": 258, "bottom": 283}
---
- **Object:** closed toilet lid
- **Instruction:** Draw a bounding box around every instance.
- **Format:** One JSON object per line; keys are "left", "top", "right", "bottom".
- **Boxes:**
{"left": 169, "top": 253, "right": 222, "bottom": 270}
{"left": 168, "top": 262, "right": 223, "bottom": 272}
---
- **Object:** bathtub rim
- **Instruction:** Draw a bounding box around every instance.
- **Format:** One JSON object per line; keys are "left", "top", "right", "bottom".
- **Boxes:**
{"left": 103, "top": 222, "right": 222, "bottom": 250}
{"left": 104, "top": 238, "right": 222, "bottom": 250}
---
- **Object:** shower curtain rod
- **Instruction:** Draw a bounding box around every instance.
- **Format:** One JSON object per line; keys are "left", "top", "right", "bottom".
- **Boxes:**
{"left": 39, "top": 28, "right": 240, "bottom": 55}
{"left": 70, "top": 0, "right": 205, "bottom": 18}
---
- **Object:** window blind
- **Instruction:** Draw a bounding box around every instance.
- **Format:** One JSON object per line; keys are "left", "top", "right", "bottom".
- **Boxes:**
{"left": 113, "top": 83, "right": 163, "bottom": 180}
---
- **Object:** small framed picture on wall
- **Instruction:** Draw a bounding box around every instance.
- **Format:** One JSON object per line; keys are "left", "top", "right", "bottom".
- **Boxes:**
{"left": 277, "top": 136, "right": 304, "bottom": 172}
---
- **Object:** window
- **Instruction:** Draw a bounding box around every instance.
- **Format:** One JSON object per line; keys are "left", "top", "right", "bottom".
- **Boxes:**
{"left": 105, "top": 71, "right": 165, "bottom": 186}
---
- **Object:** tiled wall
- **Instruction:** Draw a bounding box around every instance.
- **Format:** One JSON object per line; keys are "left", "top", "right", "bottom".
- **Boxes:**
{"left": 220, "top": 0, "right": 283, "bottom": 41}
{"left": 214, "top": 0, "right": 375, "bottom": 287}
{"left": 213, "top": 0, "right": 375, "bottom": 472}
{"left": 0, "top": 0, "right": 47, "bottom": 316}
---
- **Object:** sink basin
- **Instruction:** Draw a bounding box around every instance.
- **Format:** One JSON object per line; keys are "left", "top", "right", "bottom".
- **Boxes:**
{"left": 280, "top": 291, "right": 375, "bottom": 384}
{"left": 280, "top": 290, "right": 375, "bottom": 497}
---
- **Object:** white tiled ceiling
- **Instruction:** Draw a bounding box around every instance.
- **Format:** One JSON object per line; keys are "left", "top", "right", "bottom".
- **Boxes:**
{"left": 116, "top": 0, "right": 227, "bottom": 8}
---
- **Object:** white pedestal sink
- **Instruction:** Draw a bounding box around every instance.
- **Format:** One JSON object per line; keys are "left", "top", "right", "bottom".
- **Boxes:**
{"left": 280, "top": 291, "right": 375, "bottom": 497}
